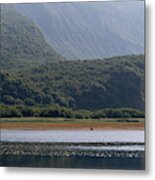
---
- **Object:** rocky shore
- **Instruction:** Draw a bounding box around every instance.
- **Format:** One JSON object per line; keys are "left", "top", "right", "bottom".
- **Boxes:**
{"left": 0, "top": 141, "right": 144, "bottom": 158}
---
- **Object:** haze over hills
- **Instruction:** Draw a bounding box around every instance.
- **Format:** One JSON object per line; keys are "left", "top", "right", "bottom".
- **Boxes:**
{"left": 15, "top": 1, "right": 144, "bottom": 60}
{"left": 0, "top": 5, "right": 63, "bottom": 68}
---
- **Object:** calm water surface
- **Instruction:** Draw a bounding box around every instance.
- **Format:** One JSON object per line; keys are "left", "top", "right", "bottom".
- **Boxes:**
{"left": 1, "top": 130, "right": 144, "bottom": 143}
{"left": 0, "top": 155, "right": 145, "bottom": 170}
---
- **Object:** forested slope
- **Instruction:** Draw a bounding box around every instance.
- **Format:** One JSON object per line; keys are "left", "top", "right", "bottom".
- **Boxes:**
{"left": 1, "top": 5, "right": 63, "bottom": 68}
{"left": 0, "top": 55, "right": 144, "bottom": 110}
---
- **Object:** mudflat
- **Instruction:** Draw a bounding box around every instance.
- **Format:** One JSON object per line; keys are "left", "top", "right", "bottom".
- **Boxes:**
{"left": 0, "top": 118, "right": 144, "bottom": 130}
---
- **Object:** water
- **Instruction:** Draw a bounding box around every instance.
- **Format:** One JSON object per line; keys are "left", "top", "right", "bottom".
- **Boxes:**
{"left": 67, "top": 145, "right": 144, "bottom": 151}
{"left": 0, "top": 154, "right": 145, "bottom": 170}
{"left": 0, "top": 130, "right": 145, "bottom": 169}
{"left": 1, "top": 130, "right": 144, "bottom": 143}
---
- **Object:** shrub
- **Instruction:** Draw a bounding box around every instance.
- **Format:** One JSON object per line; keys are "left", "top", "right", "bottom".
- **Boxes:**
{"left": 0, "top": 106, "right": 22, "bottom": 117}
{"left": 0, "top": 105, "right": 144, "bottom": 118}
{"left": 24, "top": 98, "right": 35, "bottom": 106}
{"left": 20, "top": 107, "right": 35, "bottom": 117}
{"left": 2, "top": 95, "right": 16, "bottom": 105}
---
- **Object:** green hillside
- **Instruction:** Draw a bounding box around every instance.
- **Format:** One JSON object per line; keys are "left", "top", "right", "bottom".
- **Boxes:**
{"left": 0, "top": 5, "right": 63, "bottom": 68}
{"left": 0, "top": 4, "right": 144, "bottom": 115}
{"left": 0, "top": 55, "right": 144, "bottom": 110}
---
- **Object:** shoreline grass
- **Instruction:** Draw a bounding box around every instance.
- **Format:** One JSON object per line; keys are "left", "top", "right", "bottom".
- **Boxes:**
{"left": 0, "top": 117, "right": 145, "bottom": 122}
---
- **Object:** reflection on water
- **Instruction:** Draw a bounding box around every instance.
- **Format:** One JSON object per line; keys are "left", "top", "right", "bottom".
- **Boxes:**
{"left": 68, "top": 145, "right": 144, "bottom": 151}
{"left": 1, "top": 130, "right": 144, "bottom": 143}
{"left": 0, "top": 154, "right": 145, "bottom": 170}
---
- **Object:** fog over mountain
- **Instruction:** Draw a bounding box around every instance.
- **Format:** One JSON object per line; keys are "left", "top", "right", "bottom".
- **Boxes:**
{"left": 15, "top": 1, "right": 144, "bottom": 60}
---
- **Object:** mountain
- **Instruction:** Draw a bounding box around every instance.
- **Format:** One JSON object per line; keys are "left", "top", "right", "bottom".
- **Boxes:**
{"left": 0, "top": 55, "right": 144, "bottom": 110}
{"left": 0, "top": 5, "right": 63, "bottom": 68}
{"left": 0, "top": 3, "right": 144, "bottom": 112}
{"left": 15, "top": 1, "right": 144, "bottom": 60}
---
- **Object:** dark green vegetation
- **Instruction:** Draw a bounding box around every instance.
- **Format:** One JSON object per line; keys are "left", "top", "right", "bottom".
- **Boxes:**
{"left": 15, "top": 1, "right": 144, "bottom": 59}
{"left": 0, "top": 105, "right": 144, "bottom": 118}
{"left": 1, "top": 5, "right": 63, "bottom": 69}
{"left": 0, "top": 55, "right": 144, "bottom": 111}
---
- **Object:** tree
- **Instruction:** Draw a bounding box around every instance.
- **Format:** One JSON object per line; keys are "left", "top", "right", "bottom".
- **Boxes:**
{"left": 2, "top": 95, "right": 16, "bottom": 105}
{"left": 24, "top": 98, "right": 35, "bottom": 106}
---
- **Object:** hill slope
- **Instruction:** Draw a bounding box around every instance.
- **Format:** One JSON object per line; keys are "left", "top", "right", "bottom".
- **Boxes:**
{"left": 0, "top": 5, "right": 63, "bottom": 68}
{"left": 15, "top": 1, "right": 144, "bottom": 59}
{"left": 0, "top": 55, "right": 144, "bottom": 110}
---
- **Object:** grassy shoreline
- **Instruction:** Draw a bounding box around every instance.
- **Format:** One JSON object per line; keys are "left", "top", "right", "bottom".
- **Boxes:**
{"left": 0, "top": 117, "right": 144, "bottom": 130}
{"left": 0, "top": 117, "right": 145, "bottom": 122}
